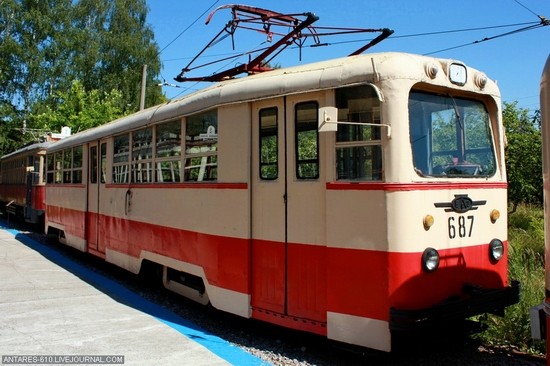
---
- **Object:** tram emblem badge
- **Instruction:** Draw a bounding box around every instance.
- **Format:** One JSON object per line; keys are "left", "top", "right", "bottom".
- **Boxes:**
{"left": 434, "top": 194, "right": 487, "bottom": 213}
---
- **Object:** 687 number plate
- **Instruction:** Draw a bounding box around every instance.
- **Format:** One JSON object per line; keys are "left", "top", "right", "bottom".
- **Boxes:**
{"left": 447, "top": 215, "right": 474, "bottom": 239}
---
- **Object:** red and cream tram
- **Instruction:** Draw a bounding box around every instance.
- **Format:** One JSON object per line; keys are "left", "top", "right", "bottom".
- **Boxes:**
{"left": 44, "top": 52, "right": 519, "bottom": 351}
{"left": 540, "top": 54, "right": 550, "bottom": 363}
{"left": 1, "top": 141, "right": 51, "bottom": 225}
{"left": 0, "top": 129, "right": 71, "bottom": 225}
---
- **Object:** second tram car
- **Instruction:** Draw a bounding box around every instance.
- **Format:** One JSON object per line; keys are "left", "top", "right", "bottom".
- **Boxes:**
{"left": 44, "top": 52, "right": 519, "bottom": 351}
{"left": 539, "top": 53, "right": 550, "bottom": 362}
{"left": 0, "top": 128, "right": 71, "bottom": 225}
{"left": 1, "top": 141, "right": 51, "bottom": 225}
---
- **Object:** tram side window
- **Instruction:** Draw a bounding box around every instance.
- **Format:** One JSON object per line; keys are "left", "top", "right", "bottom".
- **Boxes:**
{"left": 1, "top": 160, "right": 16, "bottom": 184}
{"left": 259, "top": 107, "right": 278, "bottom": 180}
{"left": 55, "top": 151, "right": 63, "bottom": 183}
{"left": 63, "top": 148, "right": 72, "bottom": 183}
{"left": 33, "top": 156, "right": 41, "bottom": 184}
{"left": 132, "top": 127, "right": 153, "bottom": 183}
{"left": 100, "top": 143, "right": 107, "bottom": 184}
{"left": 46, "top": 147, "right": 83, "bottom": 184}
{"left": 42, "top": 156, "right": 47, "bottom": 184}
{"left": 28, "top": 156, "right": 35, "bottom": 183}
{"left": 20, "top": 158, "right": 26, "bottom": 183}
{"left": 91, "top": 144, "right": 106, "bottom": 184}
{"left": 46, "top": 154, "right": 54, "bottom": 183}
{"left": 113, "top": 134, "right": 130, "bottom": 183}
{"left": 184, "top": 109, "right": 218, "bottom": 182}
{"left": 335, "top": 85, "right": 382, "bottom": 181}
{"left": 295, "top": 102, "right": 319, "bottom": 179}
{"left": 156, "top": 120, "right": 182, "bottom": 183}
{"left": 90, "top": 146, "right": 98, "bottom": 184}
{"left": 72, "top": 146, "right": 83, "bottom": 183}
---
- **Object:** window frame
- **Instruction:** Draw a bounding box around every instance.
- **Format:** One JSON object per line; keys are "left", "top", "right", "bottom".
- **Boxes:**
{"left": 334, "top": 85, "right": 384, "bottom": 181}
{"left": 183, "top": 109, "right": 218, "bottom": 182}
{"left": 295, "top": 101, "right": 320, "bottom": 180}
{"left": 259, "top": 107, "right": 279, "bottom": 180}
{"left": 131, "top": 126, "right": 154, "bottom": 183}
{"left": 46, "top": 146, "right": 83, "bottom": 185}
{"left": 107, "top": 112, "right": 220, "bottom": 185}
{"left": 408, "top": 90, "right": 497, "bottom": 178}
{"left": 112, "top": 134, "right": 130, "bottom": 183}
{"left": 155, "top": 120, "right": 183, "bottom": 183}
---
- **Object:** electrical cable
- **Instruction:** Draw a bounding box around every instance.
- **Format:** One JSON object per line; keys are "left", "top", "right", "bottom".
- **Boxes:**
{"left": 158, "top": 0, "right": 220, "bottom": 54}
{"left": 167, "top": 40, "right": 269, "bottom": 99}
{"left": 163, "top": 21, "right": 541, "bottom": 63}
{"left": 424, "top": 21, "right": 547, "bottom": 55}
{"left": 159, "top": 2, "right": 548, "bottom": 106}
{"left": 513, "top": 0, "right": 540, "bottom": 18}
{"left": 156, "top": 0, "right": 220, "bottom": 84}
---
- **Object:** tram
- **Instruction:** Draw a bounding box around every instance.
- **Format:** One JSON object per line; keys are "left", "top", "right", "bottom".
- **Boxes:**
{"left": 0, "top": 128, "right": 70, "bottom": 225}
{"left": 0, "top": 142, "right": 49, "bottom": 224}
{"left": 43, "top": 51, "right": 519, "bottom": 351}
{"left": 539, "top": 54, "right": 550, "bottom": 362}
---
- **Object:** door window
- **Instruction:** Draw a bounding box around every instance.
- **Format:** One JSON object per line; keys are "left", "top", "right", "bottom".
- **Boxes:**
{"left": 295, "top": 102, "right": 319, "bottom": 179}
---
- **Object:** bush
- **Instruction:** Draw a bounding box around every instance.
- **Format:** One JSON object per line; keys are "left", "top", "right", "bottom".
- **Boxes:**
{"left": 474, "top": 205, "right": 546, "bottom": 355}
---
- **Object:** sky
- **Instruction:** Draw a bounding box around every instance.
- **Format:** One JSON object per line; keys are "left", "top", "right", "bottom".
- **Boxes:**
{"left": 146, "top": 0, "right": 549, "bottom": 114}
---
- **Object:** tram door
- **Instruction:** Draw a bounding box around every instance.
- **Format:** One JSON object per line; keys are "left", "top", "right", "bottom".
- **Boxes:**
{"left": 25, "top": 170, "right": 32, "bottom": 220}
{"left": 86, "top": 141, "right": 106, "bottom": 253}
{"left": 251, "top": 94, "right": 327, "bottom": 322}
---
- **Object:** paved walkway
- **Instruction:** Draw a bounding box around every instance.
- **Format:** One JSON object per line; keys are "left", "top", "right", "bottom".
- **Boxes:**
{"left": 0, "top": 226, "right": 266, "bottom": 366}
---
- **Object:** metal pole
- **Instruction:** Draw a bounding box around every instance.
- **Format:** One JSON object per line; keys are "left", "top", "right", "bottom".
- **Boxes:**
{"left": 140, "top": 64, "right": 147, "bottom": 111}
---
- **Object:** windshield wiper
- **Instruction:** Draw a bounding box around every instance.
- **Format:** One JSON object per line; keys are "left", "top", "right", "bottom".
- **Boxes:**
{"left": 448, "top": 94, "right": 464, "bottom": 131}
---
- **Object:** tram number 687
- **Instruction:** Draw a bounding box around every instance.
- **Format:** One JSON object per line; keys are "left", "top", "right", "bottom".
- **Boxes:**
{"left": 448, "top": 216, "right": 474, "bottom": 239}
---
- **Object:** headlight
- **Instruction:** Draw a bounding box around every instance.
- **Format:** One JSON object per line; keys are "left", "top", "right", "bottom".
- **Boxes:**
{"left": 422, "top": 247, "right": 440, "bottom": 273}
{"left": 489, "top": 239, "right": 504, "bottom": 262}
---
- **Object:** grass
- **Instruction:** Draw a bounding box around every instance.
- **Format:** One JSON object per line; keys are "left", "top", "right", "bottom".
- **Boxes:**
{"left": 473, "top": 204, "right": 546, "bottom": 355}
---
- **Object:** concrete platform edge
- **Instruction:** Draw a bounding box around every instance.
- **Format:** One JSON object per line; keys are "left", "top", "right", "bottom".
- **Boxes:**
{"left": 0, "top": 225, "right": 268, "bottom": 366}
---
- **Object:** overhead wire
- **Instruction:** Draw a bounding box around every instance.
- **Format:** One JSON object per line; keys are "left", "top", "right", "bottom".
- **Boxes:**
{"left": 215, "top": 21, "right": 544, "bottom": 59}
{"left": 288, "top": 21, "right": 543, "bottom": 53}
{"left": 167, "top": 40, "right": 269, "bottom": 100}
{"left": 158, "top": 0, "right": 548, "bottom": 106}
{"left": 158, "top": 0, "right": 220, "bottom": 55}
{"left": 156, "top": 0, "right": 220, "bottom": 85}
{"left": 423, "top": 21, "right": 547, "bottom": 55}
{"left": 513, "top": 0, "right": 540, "bottom": 17}
{"left": 162, "top": 21, "right": 544, "bottom": 64}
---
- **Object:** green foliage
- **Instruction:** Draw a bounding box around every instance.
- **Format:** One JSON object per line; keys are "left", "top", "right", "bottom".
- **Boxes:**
{"left": 437, "top": 101, "right": 545, "bottom": 354}
{"left": 507, "top": 205, "right": 545, "bottom": 264}
{"left": 1, "top": 0, "right": 75, "bottom": 118}
{"left": 0, "top": 0, "right": 165, "bottom": 154}
{"left": 474, "top": 205, "right": 546, "bottom": 355}
{"left": 0, "top": 119, "right": 29, "bottom": 157}
{"left": 29, "top": 81, "right": 128, "bottom": 133}
{"left": 503, "top": 102, "right": 542, "bottom": 209}
{"left": 69, "top": 0, "right": 165, "bottom": 111}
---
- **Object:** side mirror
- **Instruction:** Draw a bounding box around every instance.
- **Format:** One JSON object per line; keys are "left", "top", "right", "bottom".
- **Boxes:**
{"left": 318, "top": 106, "right": 338, "bottom": 132}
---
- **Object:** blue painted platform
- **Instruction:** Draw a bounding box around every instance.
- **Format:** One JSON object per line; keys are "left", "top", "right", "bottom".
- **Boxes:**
{"left": 0, "top": 225, "right": 267, "bottom": 366}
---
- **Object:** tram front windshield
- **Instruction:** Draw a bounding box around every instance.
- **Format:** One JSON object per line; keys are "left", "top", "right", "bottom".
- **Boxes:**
{"left": 408, "top": 91, "right": 496, "bottom": 178}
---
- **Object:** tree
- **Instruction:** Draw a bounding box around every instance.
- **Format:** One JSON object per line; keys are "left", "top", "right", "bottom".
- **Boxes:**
{"left": 30, "top": 80, "right": 128, "bottom": 134}
{"left": 503, "top": 101, "right": 542, "bottom": 211}
{"left": 0, "top": 0, "right": 73, "bottom": 131}
{"left": 0, "top": 0, "right": 165, "bottom": 155}
{"left": 69, "top": 0, "right": 164, "bottom": 111}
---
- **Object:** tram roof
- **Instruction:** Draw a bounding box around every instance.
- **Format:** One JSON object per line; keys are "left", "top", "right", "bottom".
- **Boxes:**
{"left": 47, "top": 52, "right": 499, "bottom": 152}
{"left": 2, "top": 141, "right": 52, "bottom": 161}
